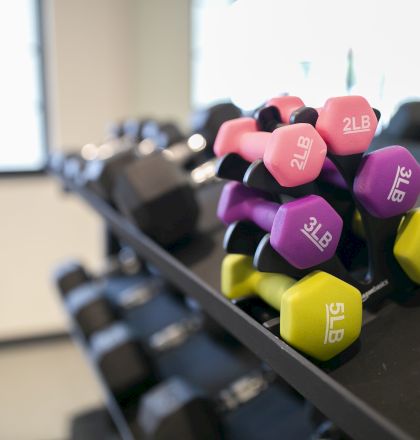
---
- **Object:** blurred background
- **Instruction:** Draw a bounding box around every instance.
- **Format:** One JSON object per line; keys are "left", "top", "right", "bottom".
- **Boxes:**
{"left": 1, "top": 0, "right": 418, "bottom": 438}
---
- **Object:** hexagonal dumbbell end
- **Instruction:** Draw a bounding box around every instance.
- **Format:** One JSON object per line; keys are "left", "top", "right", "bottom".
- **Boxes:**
{"left": 353, "top": 145, "right": 420, "bottom": 218}
{"left": 264, "top": 123, "right": 328, "bottom": 187}
{"left": 270, "top": 195, "right": 343, "bottom": 269}
{"left": 394, "top": 209, "right": 420, "bottom": 284}
{"left": 217, "top": 182, "right": 279, "bottom": 231}
{"left": 316, "top": 96, "right": 378, "bottom": 155}
{"left": 213, "top": 117, "right": 269, "bottom": 162}
{"left": 280, "top": 271, "right": 362, "bottom": 361}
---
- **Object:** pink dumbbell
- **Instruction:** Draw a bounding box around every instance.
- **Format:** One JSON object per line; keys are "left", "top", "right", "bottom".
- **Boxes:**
{"left": 265, "top": 96, "right": 305, "bottom": 124}
{"left": 315, "top": 96, "right": 379, "bottom": 155}
{"left": 214, "top": 116, "right": 327, "bottom": 187}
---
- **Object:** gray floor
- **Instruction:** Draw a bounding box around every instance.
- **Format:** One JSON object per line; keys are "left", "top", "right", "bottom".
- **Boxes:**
{"left": 0, "top": 338, "right": 104, "bottom": 440}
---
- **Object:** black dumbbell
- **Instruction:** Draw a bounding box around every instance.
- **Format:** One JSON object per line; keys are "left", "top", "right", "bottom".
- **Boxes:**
{"left": 109, "top": 107, "right": 243, "bottom": 247}
{"left": 53, "top": 259, "right": 167, "bottom": 337}
{"left": 54, "top": 258, "right": 209, "bottom": 339}
{"left": 148, "top": 103, "right": 243, "bottom": 170}
{"left": 137, "top": 370, "right": 275, "bottom": 440}
{"left": 136, "top": 112, "right": 234, "bottom": 171}
{"left": 141, "top": 102, "right": 241, "bottom": 157}
{"left": 54, "top": 261, "right": 117, "bottom": 338}
{"left": 107, "top": 118, "right": 149, "bottom": 142}
{"left": 190, "top": 102, "right": 242, "bottom": 157}
{"left": 54, "top": 260, "right": 91, "bottom": 296}
{"left": 384, "top": 101, "right": 420, "bottom": 141}
{"left": 141, "top": 121, "right": 185, "bottom": 150}
{"left": 122, "top": 118, "right": 154, "bottom": 144}
{"left": 82, "top": 147, "right": 137, "bottom": 201}
{"left": 64, "top": 282, "right": 118, "bottom": 339}
{"left": 90, "top": 317, "right": 206, "bottom": 405}
{"left": 101, "top": 245, "right": 143, "bottom": 278}
{"left": 112, "top": 151, "right": 203, "bottom": 247}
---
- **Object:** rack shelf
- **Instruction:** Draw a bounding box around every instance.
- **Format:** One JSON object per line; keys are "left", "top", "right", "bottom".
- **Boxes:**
{"left": 59, "top": 174, "right": 420, "bottom": 440}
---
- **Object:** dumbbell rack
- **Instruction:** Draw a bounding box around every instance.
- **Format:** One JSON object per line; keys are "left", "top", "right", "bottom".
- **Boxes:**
{"left": 57, "top": 171, "right": 420, "bottom": 440}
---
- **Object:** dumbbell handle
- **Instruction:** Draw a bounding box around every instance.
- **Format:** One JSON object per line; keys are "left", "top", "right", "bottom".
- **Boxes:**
{"left": 236, "top": 131, "right": 271, "bottom": 162}
{"left": 253, "top": 272, "right": 295, "bottom": 310}
{"left": 217, "top": 370, "right": 274, "bottom": 412}
{"left": 214, "top": 118, "right": 271, "bottom": 162}
{"left": 218, "top": 183, "right": 280, "bottom": 231}
{"left": 243, "top": 198, "right": 279, "bottom": 232}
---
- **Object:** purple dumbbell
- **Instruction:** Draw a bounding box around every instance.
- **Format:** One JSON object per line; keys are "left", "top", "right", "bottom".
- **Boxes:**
{"left": 319, "top": 157, "right": 347, "bottom": 189}
{"left": 353, "top": 146, "right": 420, "bottom": 218}
{"left": 217, "top": 182, "right": 343, "bottom": 269}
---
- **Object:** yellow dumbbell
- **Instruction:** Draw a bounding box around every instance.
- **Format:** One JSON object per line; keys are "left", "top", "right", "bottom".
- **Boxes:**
{"left": 352, "top": 209, "right": 365, "bottom": 239}
{"left": 394, "top": 208, "right": 420, "bottom": 284}
{"left": 222, "top": 254, "right": 362, "bottom": 361}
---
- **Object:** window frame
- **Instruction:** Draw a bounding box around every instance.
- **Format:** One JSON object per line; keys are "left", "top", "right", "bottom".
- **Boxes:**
{"left": 0, "top": 0, "right": 49, "bottom": 177}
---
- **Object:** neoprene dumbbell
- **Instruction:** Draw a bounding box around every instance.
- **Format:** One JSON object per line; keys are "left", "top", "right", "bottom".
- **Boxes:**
{"left": 137, "top": 370, "right": 275, "bottom": 440}
{"left": 302, "top": 96, "right": 379, "bottom": 154}
{"left": 353, "top": 145, "right": 420, "bottom": 218}
{"left": 394, "top": 208, "right": 420, "bottom": 284}
{"left": 214, "top": 117, "right": 327, "bottom": 187}
{"left": 217, "top": 181, "right": 343, "bottom": 269}
{"left": 221, "top": 254, "right": 362, "bottom": 361}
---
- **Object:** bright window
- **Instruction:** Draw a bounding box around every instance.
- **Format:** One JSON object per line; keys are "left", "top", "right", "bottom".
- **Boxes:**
{"left": 192, "top": 0, "right": 420, "bottom": 127}
{"left": 0, "top": 0, "right": 47, "bottom": 173}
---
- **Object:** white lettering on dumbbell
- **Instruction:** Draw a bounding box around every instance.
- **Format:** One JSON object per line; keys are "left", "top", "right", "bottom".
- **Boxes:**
{"left": 300, "top": 217, "right": 333, "bottom": 252}
{"left": 361, "top": 279, "right": 389, "bottom": 302}
{"left": 290, "top": 136, "right": 313, "bottom": 170}
{"left": 387, "top": 166, "right": 412, "bottom": 203}
{"left": 343, "top": 115, "right": 371, "bottom": 134}
{"left": 324, "top": 303, "right": 345, "bottom": 345}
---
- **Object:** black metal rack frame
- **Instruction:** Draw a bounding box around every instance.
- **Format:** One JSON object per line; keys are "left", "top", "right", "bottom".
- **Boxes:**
{"left": 59, "top": 174, "right": 420, "bottom": 440}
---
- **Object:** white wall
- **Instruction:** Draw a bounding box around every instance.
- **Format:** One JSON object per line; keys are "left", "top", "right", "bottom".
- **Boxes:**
{"left": 132, "top": 0, "right": 191, "bottom": 125}
{"left": 0, "top": 0, "right": 191, "bottom": 340}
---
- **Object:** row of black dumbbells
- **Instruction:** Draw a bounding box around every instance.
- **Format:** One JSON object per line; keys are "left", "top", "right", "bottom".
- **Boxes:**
{"left": 54, "top": 248, "right": 346, "bottom": 440}
{"left": 49, "top": 103, "right": 245, "bottom": 248}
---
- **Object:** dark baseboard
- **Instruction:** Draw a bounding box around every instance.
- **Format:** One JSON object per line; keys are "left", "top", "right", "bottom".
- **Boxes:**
{"left": 0, "top": 331, "right": 70, "bottom": 349}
